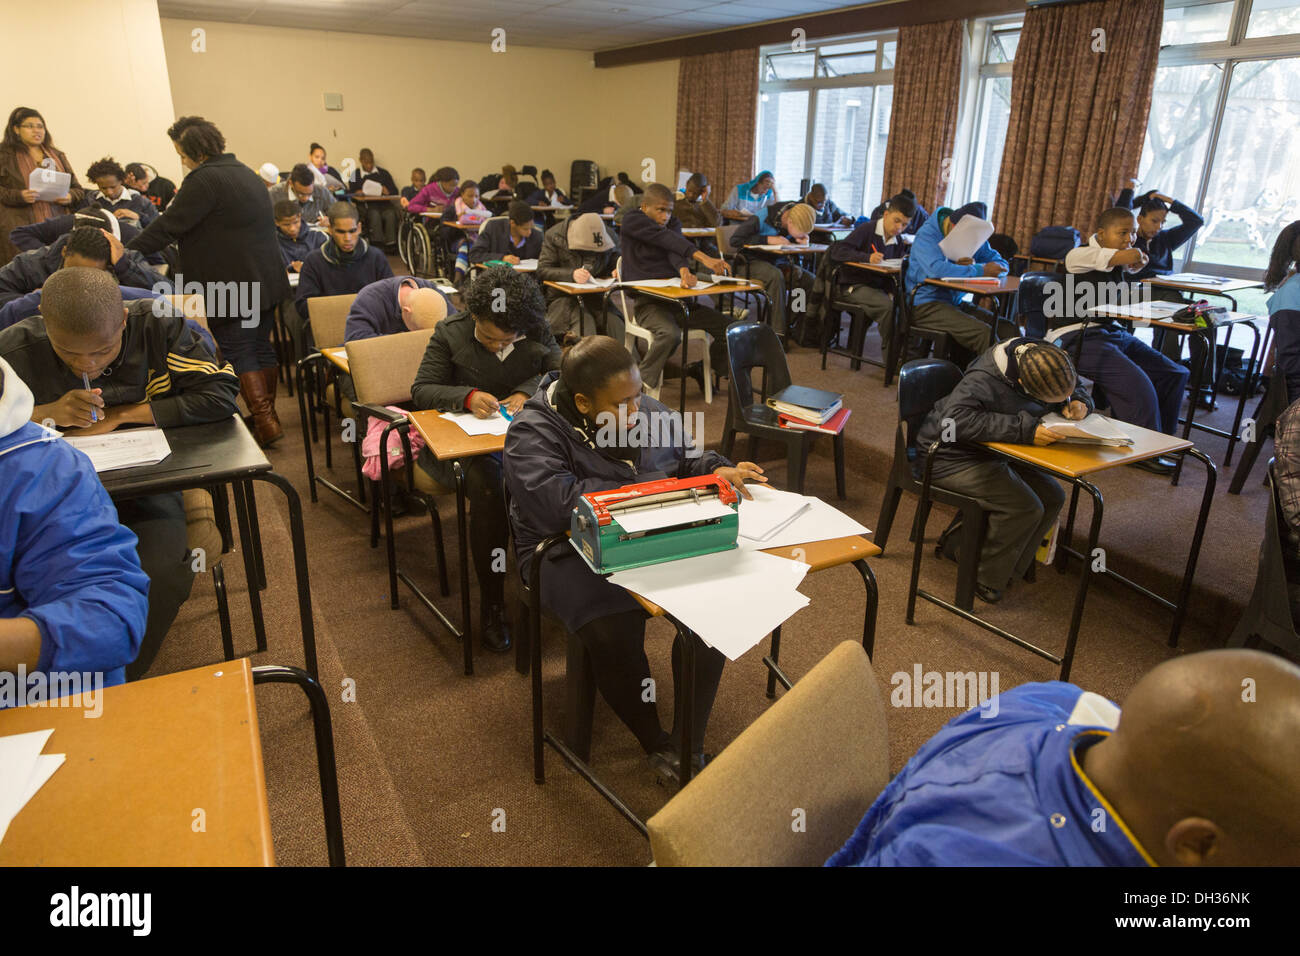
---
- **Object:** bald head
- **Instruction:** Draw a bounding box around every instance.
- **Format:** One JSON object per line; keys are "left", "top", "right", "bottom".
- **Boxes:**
{"left": 1087, "top": 649, "right": 1300, "bottom": 866}
{"left": 401, "top": 285, "right": 447, "bottom": 330}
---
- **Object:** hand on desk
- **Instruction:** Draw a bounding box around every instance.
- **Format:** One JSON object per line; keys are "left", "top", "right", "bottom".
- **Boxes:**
{"left": 572, "top": 267, "right": 592, "bottom": 284}
{"left": 869, "top": 251, "right": 885, "bottom": 264}
{"left": 114, "top": 208, "right": 140, "bottom": 222}
{"left": 504, "top": 392, "right": 528, "bottom": 416}
{"left": 714, "top": 461, "right": 767, "bottom": 499}
{"left": 1033, "top": 425, "right": 1060, "bottom": 447}
{"left": 33, "top": 388, "right": 104, "bottom": 429}
{"left": 502, "top": 254, "right": 521, "bottom": 265}
{"left": 1062, "top": 400, "right": 1088, "bottom": 421}
{"left": 679, "top": 268, "right": 699, "bottom": 289}
{"left": 983, "top": 262, "right": 1006, "bottom": 278}
{"left": 468, "top": 391, "right": 501, "bottom": 419}
{"left": 71, "top": 403, "right": 156, "bottom": 436}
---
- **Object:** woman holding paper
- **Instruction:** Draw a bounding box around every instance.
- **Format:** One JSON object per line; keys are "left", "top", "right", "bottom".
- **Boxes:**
{"left": 0, "top": 108, "right": 84, "bottom": 267}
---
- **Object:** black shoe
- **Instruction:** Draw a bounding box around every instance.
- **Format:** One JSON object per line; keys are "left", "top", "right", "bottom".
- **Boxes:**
{"left": 684, "top": 361, "right": 715, "bottom": 395}
{"left": 1129, "top": 455, "right": 1176, "bottom": 476}
{"left": 975, "top": 583, "right": 1004, "bottom": 605}
{"left": 481, "top": 603, "right": 511, "bottom": 653}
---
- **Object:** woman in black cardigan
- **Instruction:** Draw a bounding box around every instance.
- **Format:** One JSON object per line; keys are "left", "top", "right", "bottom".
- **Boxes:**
{"left": 128, "top": 117, "right": 290, "bottom": 446}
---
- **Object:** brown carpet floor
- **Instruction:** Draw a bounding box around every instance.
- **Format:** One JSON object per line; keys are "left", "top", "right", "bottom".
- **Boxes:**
{"left": 142, "top": 275, "right": 1289, "bottom": 866}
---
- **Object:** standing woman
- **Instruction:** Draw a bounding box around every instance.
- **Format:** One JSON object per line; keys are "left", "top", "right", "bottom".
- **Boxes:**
{"left": 720, "top": 169, "right": 777, "bottom": 222}
{"left": 128, "top": 116, "right": 291, "bottom": 446}
{"left": 0, "top": 108, "right": 84, "bottom": 267}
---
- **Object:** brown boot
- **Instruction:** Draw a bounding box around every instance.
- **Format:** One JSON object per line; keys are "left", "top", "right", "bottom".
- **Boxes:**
{"left": 239, "top": 370, "right": 283, "bottom": 447}
{"left": 259, "top": 365, "right": 284, "bottom": 435}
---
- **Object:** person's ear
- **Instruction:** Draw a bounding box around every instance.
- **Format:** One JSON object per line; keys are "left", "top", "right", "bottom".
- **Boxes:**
{"left": 1165, "top": 818, "right": 1222, "bottom": 866}
{"left": 574, "top": 392, "right": 594, "bottom": 418}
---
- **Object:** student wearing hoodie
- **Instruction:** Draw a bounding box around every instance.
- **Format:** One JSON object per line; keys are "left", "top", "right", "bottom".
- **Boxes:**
{"left": 904, "top": 201, "right": 1017, "bottom": 366}
{"left": 0, "top": 269, "right": 240, "bottom": 679}
{"left": 0, "top": 355, "right": 149, "bottom": 692}
{"left": 273, "top": 199, "right": 328, "bottom": 272}
{"left": 916, "top": 339, "right": 1090, "bottom": 604}
{"left": 0, "top": 225, "right": 162, "bottom": 307}
{"left": 468, "top": 200, "right": 544, "bottom": 267}
{"left": 294, "top": 201, "right": 394, "bottom": 350}
{"left": 504, "top": 335, "right": 766, "bottom": 781}
{"left": 82, "top": 157, "right": 158, "bottom": 226}
{"left": 536, "top": 212, "right": 619, "bottom": 339}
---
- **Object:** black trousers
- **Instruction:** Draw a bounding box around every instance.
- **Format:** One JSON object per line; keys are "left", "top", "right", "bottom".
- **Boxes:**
{"left": 420, "top": 450, "right": 507, "bottom": 607}
{"left": 212, "top": 306, "right": 277, "bottom": 374}
{"left": 574, "top": 609, "right": 726, "bottom": 754}
{"left": 119, "top": 492, "right": 196, "bottom": 681}
{"left": 362, "top": 201, "right": 399, "bottom": 245}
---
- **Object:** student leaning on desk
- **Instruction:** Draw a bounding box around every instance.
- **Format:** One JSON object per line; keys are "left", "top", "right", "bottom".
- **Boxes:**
{"left": 0, "top": 268, "right": 240, "bottom": 680}
{"left": 505, "top": 335, "right": 765, "bottom": 782}
{"left": 0, "top": 355, "right": 149, "bottom": 693}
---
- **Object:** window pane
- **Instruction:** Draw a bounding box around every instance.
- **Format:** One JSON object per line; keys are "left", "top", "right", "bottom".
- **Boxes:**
{"left": 756, "top": 91, "right": 810, "bottom": 200}
{"left": 765, "top": 52, "right": 814, "bottom": 80}
{"left": 867, "top": 86, "right": 893, "bottom": 213}
{"left": 1138, "top": 63, "right": 1221, "bottom": 223}
{"left": 820, "top": 52, "right": 876, "bottom": 76}
{"left": 987, "top": 27, "right": 1020, "bottom": 64}
{"left": 1246, "top": 0, "right": 1300, "bottom": 39}
{"left": 968, "top": 76, "right": 1012, "bottom": 209}
{"left": 808, "top": 87, "right": 870, "bottom": 216}
{"left": 1159, "top": 1, "right": 1234, "bottom": 46}
{"left": 1196, "top": 57, "right": 1300, "bottom": 269}
{"left": 882, "top": 41, "right": 896, "bottom": 70}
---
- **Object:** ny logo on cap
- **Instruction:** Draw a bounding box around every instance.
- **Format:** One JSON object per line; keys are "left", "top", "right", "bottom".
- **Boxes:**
{"left": 591, "top": 232, "right": 604, "bottom": 247}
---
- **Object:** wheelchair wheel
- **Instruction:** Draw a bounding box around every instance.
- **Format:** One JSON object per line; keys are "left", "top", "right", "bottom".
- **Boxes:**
{"left": 397, "top": 216, "right": 415, "bottom": 270}
{"left": 408, "top": 223, "right": 432, "bottom": 278}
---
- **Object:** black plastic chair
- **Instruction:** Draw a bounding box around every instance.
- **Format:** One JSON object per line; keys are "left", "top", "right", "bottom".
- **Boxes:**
{"left": 720, "top": 321, "right": 846, "bottom": 498}
{"left": 1230, "top": 367, "right": 1287, "bottom": 494}
{"left": 1229, "top": 462, "right": 1300, "bottom": 655}
{"left": 888, "top": 258, "right": 952, "bottom": 386}
{"left": 1017, "top": 270, "right": 1057, "bottom": 340}
{"left": 874, "top": 358, "right": 989, "bottom": 611}
{"left": 821, "top": 262, "right": 884, "bottom": 374}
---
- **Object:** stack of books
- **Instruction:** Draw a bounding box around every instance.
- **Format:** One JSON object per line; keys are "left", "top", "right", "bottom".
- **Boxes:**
{"left": 766, "top": 385, "right": 850, "bottom": 434}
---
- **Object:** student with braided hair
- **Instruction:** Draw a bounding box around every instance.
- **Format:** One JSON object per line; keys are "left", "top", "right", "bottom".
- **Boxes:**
{"left": 915, "top": 339, "right": 1092, "bottom": 604}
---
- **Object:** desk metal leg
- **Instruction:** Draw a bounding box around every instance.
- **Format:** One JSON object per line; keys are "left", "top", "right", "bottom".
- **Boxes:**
{"left": 856, "top": 558, "right": 878, "bottom": 659}
{"left": 677, "top": 300, "right": 691, "bottom": 419}
{"left": 1172, "top": 329, "right": 1212, "bottom": 486}
{"left": 454, "top": 460, "right": 473, "bottom": 676}
{"left": 676, "top": 617, "right": 696, "bottom": 789}
{"left": 242, "top": 480, "right": 267, "bottom": 591}
{"left": 231, "top": 480, "right": 268, "bottom": 653}
{"left": 251, "top": 473, "right": 319, "bottom": 679}
{"left": 296, "top": 361, "right": 320, "bottom": 503}
{"left": 763, "top": 625, "right": 784, "bottom": 699}
{"left": 1059, "top": 480, "right": 1103, "bottom": 683}
{"left": 1169, "top": 448, "right": 1216, "bottom": 647}
{"left": 1058, "top": 483, "right": 1082, "bottom": 575}
{"left": 1225, "top": 322, "right": 1262, "bottom": 467}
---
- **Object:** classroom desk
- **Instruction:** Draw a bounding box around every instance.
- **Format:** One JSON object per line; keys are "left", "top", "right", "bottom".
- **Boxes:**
{"left": 912, "top": 275, "right": 1021, "bottom": 332}
{"left": 529, "top": 531, "right": 880, "bottom": 835}
{"left": 907, "top": 424, "right": 1214, "bottom": 681}
{"left": 0, "top": 660, "right": 273, "bottom": 866}
{"left": 681, "top": 227, "right": 717, "bottom": 239}
{"left": 617, "top": 279, "right": 769, "bottom": 418}
{"left": 100, "top": 416, "right": 320, "bottom": 678}
{"left": 321, "top": 345, "right": 349, "bottom": 374}
{"left": 531, "top": 204, "right": 573, "bottom": 228}
{"left": 296, "top": 345, "right": 367, "bottom": 514}
{"left": 1143, "top": 275, "right": 1262, "bottom": 311}
{"left": 1086, "top": 300, "right": 1263, "bottom": 481}
{"left": 390, "top": 409, "right": 507, "bottom": 676}
{"left": 351, "top": 194, "right": 401, "bottom": 202}
{"left": 544, "top": 280, "right": 615, "bottom": 336}
{"left": 471, "top": 260, "right": 539, "bottom": 273}
{"left": 825, "top": 259, "right": 904, "bottom": 375}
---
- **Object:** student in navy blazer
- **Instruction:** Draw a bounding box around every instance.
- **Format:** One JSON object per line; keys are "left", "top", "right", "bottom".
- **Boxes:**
{"left": 827, "top": 192, "right": 915, "bottom": 360}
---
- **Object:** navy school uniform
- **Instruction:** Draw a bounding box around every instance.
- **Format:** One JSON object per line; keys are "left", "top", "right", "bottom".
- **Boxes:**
{"left": 84, "top": 187, "right": 158, "bottom": 227}
{"left": 344, "top": 275, "right": 450, "bottom": 341}
{"left": 467, "top": 217, "right": 543, "bottom": 265}
{"left": 869, "top": 198, "right": 929, "bottom": 236}
{"left": 826, "top": 215, "right": 909, "bottom": 355}
{"left": 278, "top": 222, "right": 327, "bottom": 271}
{"left": 1115, "top": 189, "right": 1204, "bottom": 280}
{"left": 293, "top": 239, "right": 394, "bottom": 352}
{"left": 1057, "top": 236, "right": 1189, "bottom": 435}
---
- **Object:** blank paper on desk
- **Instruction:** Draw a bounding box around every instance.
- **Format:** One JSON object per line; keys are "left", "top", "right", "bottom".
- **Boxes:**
{"left": 609, "top": 550, "right": 809, "bottom": 660}
{"left": 738, "top": 485, "right": 870, "bottom": 550}
{"left": 440, "top": 411, "right": 510, "bottom": 437}
{"left": 0, "top": 729, "right": 64, "bottom": 846}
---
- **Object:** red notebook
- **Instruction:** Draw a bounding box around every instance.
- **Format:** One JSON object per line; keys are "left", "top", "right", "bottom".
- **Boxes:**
{"left": 779, "top": 407, "right": 851, "bottom": 434}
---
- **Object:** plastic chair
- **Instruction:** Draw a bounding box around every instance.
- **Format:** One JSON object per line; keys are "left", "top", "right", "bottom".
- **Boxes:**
{"left": 887, "top": 258, "right": 952, "bottom": 386}
{"left": 1016, "top": 271, "right": 1057, "bottom": 340}
{"left": 720, "top": 321, "right": 845, "bottom": 498}
{"left": 1229, "top": 462, "right": 1300, "bottom": 655}
{"left": 874, "top": 358, "right": 989, "bottom": 611}
{"left": 1230, "top": 367, "right": 1288, "bottom": 494}
{"left": 611, "top": 256, "right": 712, "bottom": 403}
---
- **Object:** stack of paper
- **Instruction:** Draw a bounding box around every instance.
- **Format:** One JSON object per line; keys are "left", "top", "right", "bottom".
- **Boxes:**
{"left": 938, "top": 216, "right": 994, "bottom": 261}
{"left": 512, "top": 259, "right": 539, "bottom": 272}
{"left": 441, "top": 411, "right": 510, "bottom": 437}
{"left": 1165, "top": 272, "right": 1230, "bottom": 285}
{"left": 64, "top": 428, "right": 172, "bottom": 473}
{"left": 1041, "top": 412, "right": 1134, "bottom": 446}
{"left": 625, "top": 278, "right": 715, "bottom": 291}
{"left": 0, "top": 729, "right": 64, "bottom": 845}
{"left": 737, "top": 484, "right": 870, "bottom": 550}
{"left": 552, "top": 276, "right": 616, "bottom": 291}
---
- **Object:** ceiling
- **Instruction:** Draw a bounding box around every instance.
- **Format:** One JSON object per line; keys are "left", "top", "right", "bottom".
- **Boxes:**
{"left": 155, "top": 0, "right": 878, "bottom": 52}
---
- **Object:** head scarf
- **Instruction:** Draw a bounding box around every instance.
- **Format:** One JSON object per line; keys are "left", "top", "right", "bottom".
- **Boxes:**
{"left": 735, "top": 170, "right": 775, "bottom": 201}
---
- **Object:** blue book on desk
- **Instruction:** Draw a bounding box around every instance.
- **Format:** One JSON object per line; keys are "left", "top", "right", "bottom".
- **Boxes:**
{"left": 766, "top": 385, "right": 843, "bottom": 424}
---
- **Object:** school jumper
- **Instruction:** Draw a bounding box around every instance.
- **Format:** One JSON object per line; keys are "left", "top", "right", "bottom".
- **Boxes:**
{"left": 535, "top": 219, "right": 619, "bottom": 336}
{"left": 811, "top": 196, "right": 851, "bottom": 225}
{"left": 0, "top": 299, "right": 240, "bottom": 680}
{"left": 405, "top": 181, "right": 457, "bottom": 215}
{"left": 1268, "top": 273, "right": 1300, "bottom": 405}
{"left": 1058, "top": 236, "right": 1190, "bottom": 435}
{"left": 915, "top": 338, "right": 1087, "bottom": 590}
{"left": 410, "top": 312, "right": 561, "bottom": 615}
{"left": 827, "top": 215, "right": 908, "bottom": 359}
{"left": 293, "top": 238, "right": 394, "bottom": 352}
{"left": 728, "top": 201, "right": 816, "bottom": 336}
{"left": 618, "top": 208, "right": 732, "bottom": 390}
{"left": 344, "top": 276, "right": 449, "bottom": 341}
{"left": 83, "top": 187, "right": 158, "bottom": 226}
{"left": 905, "top": 212, "right": 1017, "bottom": 363}
{"left": 276, "top": 221, "right": 327, "bottom": 270}
{"left": 504, "top": 371, "right": 729, "bottom": 754}
{"left": 0, "top": 233, "right": 163, "bottom": 306}
{"left": 0, "top": 359, "right": 149, "bottom": 693}
{"left": 828, "top": 682, "right": 1152, "bottom": 866}
{"left": 268, "top": 180, "right": 334, "bottom": 226}
{"left": 467, "top": 218, "right": 543, "bottom": 265}
{"left": 348, "top": 166, "right": 401, "bottom": 246}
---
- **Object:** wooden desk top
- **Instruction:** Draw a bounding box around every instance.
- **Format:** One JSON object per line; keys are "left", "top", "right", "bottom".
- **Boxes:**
{"left": 0, "top": 659, "right": 273, "bottom": 866}
{"left": 408, "top": 408, "right": 506, "bottom": 460}
{"left": 531, "top": 204, "right": 573, "bottom": 212}
{"left": 627, "top": 279, "right": 765, "bottom": 300}
{"left": 321, "top": 346, "right": 349, "bottom": 373}
{"left": 1088, "top": 301, "right": 1262, "bottom": 333}
{"left": 441, "top": 220, "right": 483, "bottom": 232}
{"left": 812, "top": 224, "right": 854, "bottom": 234}
{"left": 544, "top": 280, "right": 611, "bottom": 296}
{"left": 926, "top": 276, "right": 1020, "bottom": 296}
{"left": 985, "top": 424, "right": 1193, "bottom": 478}
{"left": 351, "top": 194, "right": 401, "bottom": 202}
{"left": 1143, "top": 276, "right": 1262, "bottom": 295}
{"left": 844, "top": 260, "right": 902, "bottom": 275}
{"left": 744, "top": 243, "right": 830, "bottom": 254}
{"left": 418, "top": 209, "right": 446, "bottom": 218}
{"left": 681, "top": 227, "right": 717, "bottom": 238}
{"left": 629, "top": 535, "right": 881, "bottom": 617}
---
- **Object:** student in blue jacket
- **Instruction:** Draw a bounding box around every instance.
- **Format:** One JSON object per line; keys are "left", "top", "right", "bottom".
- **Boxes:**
{"left": 504, "top": 335, "right": 765, "bottom": 781}
{"left": 828, "top": 649, "right": 1300, "bottom": 866}
{"left": 0, "top": 355, "right": 149, "bottom": 692}
{"left": 904, "top": 201, "right": 1017, "bottom": 366}
{"left": 1265, "top": 221, "right": 1300, "bottom": 404}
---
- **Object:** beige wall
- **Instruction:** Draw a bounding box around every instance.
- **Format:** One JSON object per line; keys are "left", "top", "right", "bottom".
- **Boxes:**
{"left": 159, "top": 19, "right": 679, "bottom": 193}
{"left": 7, "top": 0, "right": 180, "bottom": 184}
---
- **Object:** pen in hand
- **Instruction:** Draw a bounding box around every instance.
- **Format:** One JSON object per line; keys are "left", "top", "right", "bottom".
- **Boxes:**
{"left": 82, "top": 371, "right": 98, "bottom": 422}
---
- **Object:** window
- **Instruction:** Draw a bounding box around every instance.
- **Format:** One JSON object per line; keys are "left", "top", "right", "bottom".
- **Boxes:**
{"left": 756, "top": 31, "right": 896, "bottom": 216}
{"left": 1138, "top": 63, "right": 1221, "bottom": 202}
{"left": 960, "top": 18, "right": 1022, "bottom": 211}
{"left": 1246, "top": 0, "right": 1300, "bottom": 39}
{"left": 1160, "top": 0, "right": 1235, "bottom": 46}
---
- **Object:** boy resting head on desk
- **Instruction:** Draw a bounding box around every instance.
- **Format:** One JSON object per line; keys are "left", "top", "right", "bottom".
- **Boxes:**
{"left": 915, "top": 338, "right": 1091, "bottom": 605}
{"left": 504, "top": 335, "right": 765, "bottom": 780}
{"left": 0, "top": 356, "right": 150, "bottom": 691}
{"left": 727, "top": 200, "right": 818, "bottom": 337}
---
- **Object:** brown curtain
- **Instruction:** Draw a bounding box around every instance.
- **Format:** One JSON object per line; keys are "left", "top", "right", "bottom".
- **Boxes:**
{"left": 882, "top": 19, "right": 966, "bottom": 214}
{"left": 675, "top": 48, "right": 759, "bottom": 198}
{"left": 992, "top": 0, "right": 1163, "bottom": 249}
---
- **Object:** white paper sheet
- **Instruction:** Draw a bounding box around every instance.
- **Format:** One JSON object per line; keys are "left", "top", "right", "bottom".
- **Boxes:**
{"left": 624, "top": 278, "right": 715, "bottom": 291}
{"left": 287, "top": 272, "right": 300, "bottom": 287}
{"left": 609, "top": 549, "right": 810, "bottom": 660}
{"left": 0, "top": 729, "right": 63, "bottom": 846}
{"left": 64, "top": 428, "right": 172, "bottom": 473}
{"left": 1163, "top": 272, "right": 1231, "bottom": 285}
{"left": 938, "top": 216, "right": 995, "bottom": 261}
{"left": 441, "top": 410, "right": 510, "bottom": 436}
{"left": 361, "top": 178, "right": 383, "bottom": 196}
{"left": 552, "top": 276, "right": 616, "bottom": 291}
{"left": 614, "top": 498, "right": 735, "bottom": 534}
{"left": 512, "top": 259, "right": 539, "bottom": 272}
{"left": 736, "top": 485, "right": 871, "bottom": 551}
{"left": 880, "top": 258, "right": 904, "bottom": 268}
{"left": 1041, "top": 412, "right": 1134, "bottom": 446}
{"left": 28, "top": 167, "right": 71, "bottom": 201}
{"left": 1087, "top": 299, "right": 1182, "bottom": 320}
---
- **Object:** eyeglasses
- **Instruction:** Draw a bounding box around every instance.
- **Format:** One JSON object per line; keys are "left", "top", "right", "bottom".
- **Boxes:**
{"left": 19, "top": 123, "right": 45, "bottom": 131}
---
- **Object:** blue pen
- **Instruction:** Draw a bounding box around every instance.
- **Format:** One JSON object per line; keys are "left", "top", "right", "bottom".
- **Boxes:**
{"left": 82, "top": 371, "right": 98, "bottom": 422}
{"left": 499, "top": 407, "right": 513, "bottom": 422}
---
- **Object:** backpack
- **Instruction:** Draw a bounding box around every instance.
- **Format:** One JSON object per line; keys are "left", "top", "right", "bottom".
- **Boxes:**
{"left": 1029, "top": 226, "right": 1081, "bottom": 261}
